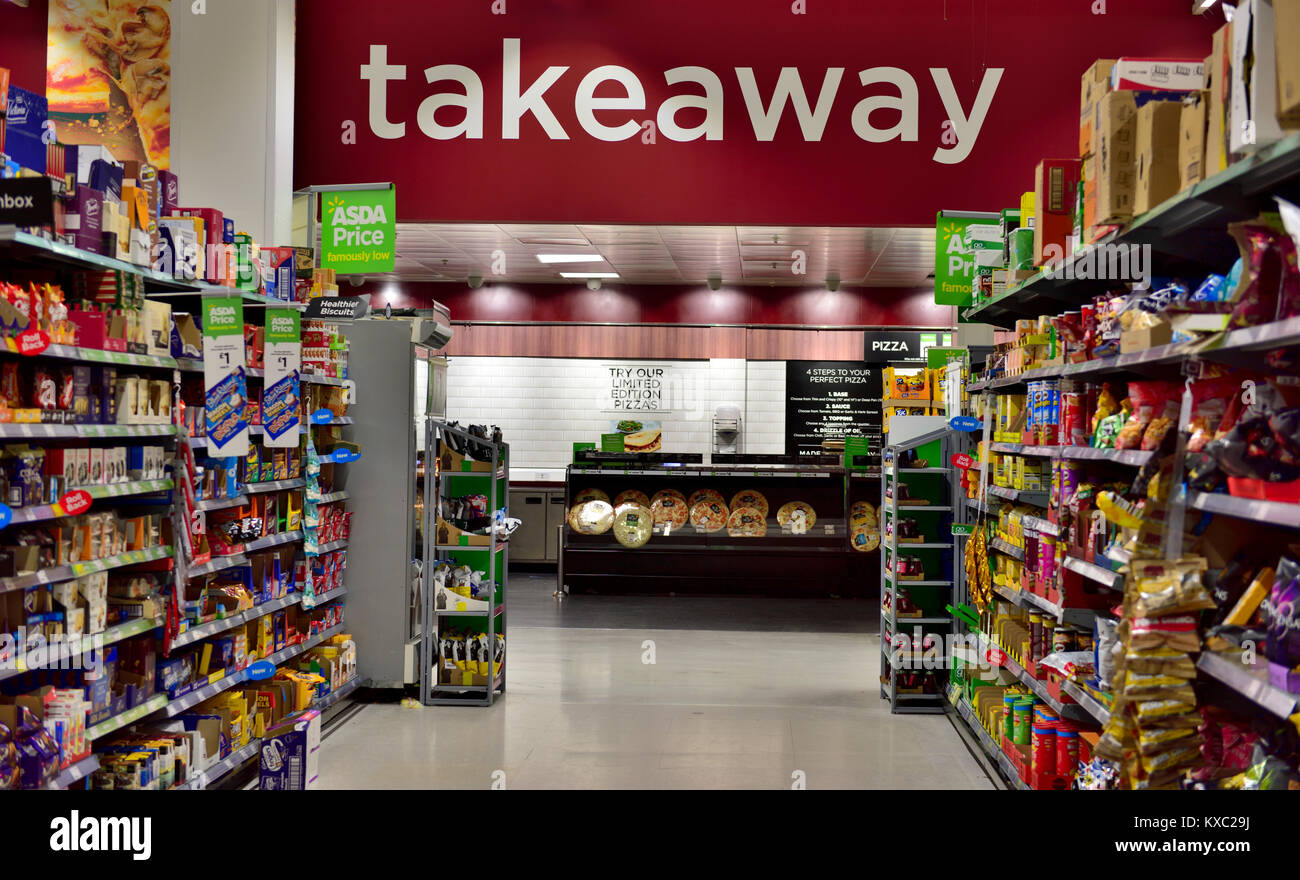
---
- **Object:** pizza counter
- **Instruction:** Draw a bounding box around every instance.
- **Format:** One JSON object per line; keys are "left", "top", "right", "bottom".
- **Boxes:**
{"left": 560, "top": 462, "right": 882, "bottom": 595}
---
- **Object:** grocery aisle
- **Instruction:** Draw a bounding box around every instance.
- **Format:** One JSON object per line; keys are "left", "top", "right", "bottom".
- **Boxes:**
{"left": 317, "top": 575, "right": 993, "bottom": 790}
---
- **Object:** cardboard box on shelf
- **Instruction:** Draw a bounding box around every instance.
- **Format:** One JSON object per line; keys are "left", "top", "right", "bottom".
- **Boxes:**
{"left": 1110, "top": 57, "right": 1206, "bottom": 92}
{"left": 171, "top": 312, "right": 202, "bottom": 360}
{"left": 1033, "top": 158, "right": 1081, "bottom": 265}
{"left": 1133, "top": 100, "right": 1183, "bottom": 215}
{"left": 1278, "top": 0, "right": 1300, "bottom": 125}
{"left": 143, "top": 300, "right": 172, "bottom": 357}
{"left": 259, "top": 709, "right": 320, "bottom": 790}
{"left": 1120, "top": 320, "right": 1173, "bottom": 354}
{"left": 1208, "top": 27, "right": 1231, "bottom": 177}
{"left": 1080, "top": 59, "right": 1117, "bottom": 157}
{"left": 1091, "top": 91, "right": 1138, "bottom": 225}
{"left": 1179, "top": 92, "right": 1208, "bottom": 192}
{"left": 1230, "top": 0, "right": 1289, "bottom": 156}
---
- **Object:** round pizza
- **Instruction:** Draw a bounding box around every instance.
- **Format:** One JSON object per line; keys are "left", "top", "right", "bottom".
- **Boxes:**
{"left": 613, "top": 489, "right": 651, "bottom": 509}
{"left": 727, "top": 506, "right": 767, "bottom": 538}
{"left": 852, "top": 525, "right": 881, "bottom": 553}
{"left": 689, "top": 500, "right": 728, "bottom": 533}
{"left": 569, "top": 500, "right": 615, "bottom": 535}
{"left": 850, "top": 500, "right": 878, "bottom": 529}
{"left": 728, "top": 489, "right": 769, "bottom": 519}
{"left": 650, "top": 489, "right": 689, "bottom": 528}
{"left": 687, "top": 488, "right": 726, "bottom": 510}
{"left": 613, "top": 505, "right": 653, "bottom": 548}
{"left": 776, "top": 501, "right": 817, "bottom": 529}
{"left": 572, "top": 488, "right": 610, "bottom": 505}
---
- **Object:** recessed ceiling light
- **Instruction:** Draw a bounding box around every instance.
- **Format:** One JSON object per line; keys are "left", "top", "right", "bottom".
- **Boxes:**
{"left": 560, "top": 272, "right": 620, "bottom": 279}
{"left": 535, "top": 254, "right": 606, "bottom": 264}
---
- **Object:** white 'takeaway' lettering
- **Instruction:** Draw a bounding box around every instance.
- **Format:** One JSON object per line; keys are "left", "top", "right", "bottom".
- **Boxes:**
{"left": 359, "top": 40, "right": 1001, "bottom": 161}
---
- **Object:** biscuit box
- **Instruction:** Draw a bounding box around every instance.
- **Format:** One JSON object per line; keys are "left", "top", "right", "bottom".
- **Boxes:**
{"left": 258, "top": 709, "right": 320, "bottom": 790}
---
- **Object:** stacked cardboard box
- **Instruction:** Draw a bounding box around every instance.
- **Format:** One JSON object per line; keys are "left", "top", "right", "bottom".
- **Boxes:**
{"left": 1079, "top": 57, "right": 1205, "bottom": 235}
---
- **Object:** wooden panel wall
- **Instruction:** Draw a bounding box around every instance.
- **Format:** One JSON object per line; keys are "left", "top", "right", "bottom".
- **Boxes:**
{"left": 444, "top": 324, "right": 867, "bottom": 360}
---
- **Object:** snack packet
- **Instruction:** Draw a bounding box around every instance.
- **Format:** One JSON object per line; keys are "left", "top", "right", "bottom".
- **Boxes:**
{"left": 1124, "top": 646, "right": 1198, "bottom": 678}
{"left": 1263, "top": 556, "right": 1300, "bottom": 668}
{"left": 1128, "top": 615, "right": 1201, "bottom": 653}
{"left": 1227, "top": 221, "right": 1300, "bottom": 327}
{"left": 1129, "top": 558, "right": 1215, "bottom": 617}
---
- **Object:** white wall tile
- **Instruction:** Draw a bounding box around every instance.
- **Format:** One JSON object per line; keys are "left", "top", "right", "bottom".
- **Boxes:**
{"left": 447, "top": 356, "right": 795, "bottom": 469}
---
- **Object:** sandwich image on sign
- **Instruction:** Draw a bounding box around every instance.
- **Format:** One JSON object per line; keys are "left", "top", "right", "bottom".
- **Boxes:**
{"left": 622, "top": 428, "right": 662, "bottom": 453}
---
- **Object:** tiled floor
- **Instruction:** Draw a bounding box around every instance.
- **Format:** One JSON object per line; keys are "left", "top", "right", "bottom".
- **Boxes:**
{"left": 317, "top": 574, "right": 994, "bottom": 790}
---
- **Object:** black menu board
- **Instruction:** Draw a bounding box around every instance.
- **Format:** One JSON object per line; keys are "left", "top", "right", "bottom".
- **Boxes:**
{"left": 785, "top": 361, "right": 882, "bottom": 461}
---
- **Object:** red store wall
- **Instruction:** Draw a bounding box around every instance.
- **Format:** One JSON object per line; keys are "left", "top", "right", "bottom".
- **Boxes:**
{"left": 0, "top": 0, "right": 49, "bottom": 92}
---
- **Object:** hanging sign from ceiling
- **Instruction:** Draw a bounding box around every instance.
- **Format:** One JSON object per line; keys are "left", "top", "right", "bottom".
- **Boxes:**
{"left": 293, "top": 0, "right": 1210, "bottom": 226}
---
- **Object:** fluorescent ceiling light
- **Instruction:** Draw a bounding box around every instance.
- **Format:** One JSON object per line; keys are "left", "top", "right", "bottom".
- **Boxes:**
{"left": 560, "top": 272, "right": 620, "bottom": 279}
{"left": 535, "top": 254, "right": 606, "bottom": 264}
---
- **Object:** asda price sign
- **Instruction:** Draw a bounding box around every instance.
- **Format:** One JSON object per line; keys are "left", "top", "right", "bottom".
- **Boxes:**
{"left": 320, "top": 186, "right": 396, "bottom": 274}
{"left": 934, "top": 210, "right": 998, "bottom": 308}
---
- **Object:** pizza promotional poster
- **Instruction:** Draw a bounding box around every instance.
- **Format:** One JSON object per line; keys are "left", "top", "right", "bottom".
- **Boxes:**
{"left": 46, "top": 0, "right": 172, "bottom": 168}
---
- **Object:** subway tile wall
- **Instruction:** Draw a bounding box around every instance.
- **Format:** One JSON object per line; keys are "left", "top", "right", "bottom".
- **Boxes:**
{"left": 445, "top": 357, "right": 788, "bottom": 481}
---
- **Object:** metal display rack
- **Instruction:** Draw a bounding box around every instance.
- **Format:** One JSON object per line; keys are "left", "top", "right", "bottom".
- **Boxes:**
{"left": 939, "top": 133, "right": 1300, "bottom": 790}
{"left": 0, "top": 225, "right": 360, "bottom": 787}
{"left": 879, "top": 426, "right": 962, "bottom": 715}
{"left": 420, "top": 421, "right": 509, "bottom": 706}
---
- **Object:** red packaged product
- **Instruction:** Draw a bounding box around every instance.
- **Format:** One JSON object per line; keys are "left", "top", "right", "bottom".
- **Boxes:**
{"left": 1228, "top": 223, "right": 1300, "bottom": 328}
{"left": 1116, "top": 381, "right": 1177, "bottom": 450}
{"left": 32, "top": 369, "right": 58, "bottom": 411}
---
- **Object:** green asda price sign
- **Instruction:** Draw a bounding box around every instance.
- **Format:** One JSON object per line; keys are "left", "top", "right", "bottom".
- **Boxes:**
{"left": 934, "top": 210, "right": 998, "bottom": 308}
{"left": 320, "top": 186, "right": 396, "bottom": 274}
{"left": 265, "top": 309, "right": 300, "bottom": 343}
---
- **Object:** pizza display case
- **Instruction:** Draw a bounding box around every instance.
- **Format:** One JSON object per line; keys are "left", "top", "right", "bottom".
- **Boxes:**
{"left": 559, "top": 454, "right": 880, "bottom": 595}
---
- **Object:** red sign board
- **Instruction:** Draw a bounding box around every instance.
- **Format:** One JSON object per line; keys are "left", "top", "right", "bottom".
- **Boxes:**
{"left": 58, "top": 489, "right": 92, "bottom": 516}
{"left": 17, "top": 329, "right": 50, "bottom": 356}
{"left": 985, "top": 647, "right": 1007, "bottom": 668}
{"left": 294, "top": 0, "right": 1211, "bottom": 226}
{"left": 950, "top": 452, "right": 973, "bottom": 470}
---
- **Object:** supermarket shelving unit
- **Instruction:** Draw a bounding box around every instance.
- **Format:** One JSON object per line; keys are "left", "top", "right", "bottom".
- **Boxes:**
{"left": 943, "top": 133, "right": 1300, "bottom": 788}
{"left": 420, "top": 420, "right": 508, "bottom": 706}
{"left": 0, "top": 224, "right": 359, "bottom": 788}
{"left": 879, "top": 425, "right": 962, "bottom": 714}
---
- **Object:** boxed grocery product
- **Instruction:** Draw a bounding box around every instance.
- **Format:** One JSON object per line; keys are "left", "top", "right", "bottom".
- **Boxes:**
{"left": 1120, "top": 319, "right": 1173, "bottom": 353}
{"left": 884, "top": 367, "right": 928, "bottom": 400}
{"left": 177, "top": 208, "right": 225, "bottom": 284}
{"left": 143, "top": 299, "right": 172, "bottom": 357}
{"left": 1278, "top": 0, "right": 1300, "bottom": 125}
{"left": 1230, "top": 0, "right": 1288, "bottom": 155}
{"left": 1179, "top": 92, "right": 1208, "bottom": 192}
{"left": 1080, "top": 59, "right": 1116, "bottom": 157}
{"left": 1110, "top": 58, "right": 1206, "bottom": 92}
{"left": 1033, "top": 158, "right": 1081, "bottom": 265}
{"left": 258, "top": 709, "right": 320, "bottom": 790}
{"left": 69, "top": 185, "right": 104, "bottom": 255}
{"left": 170, "top": 312, "right": 202, "bottom": 359}
{"left": 1090, "top": 91, "right": 1137, "bottom": 224}
{"left": 4, "top": 85, "right": 48, "bottom": 174}
{"left": 1134, "top": 100, "right": 1184, "bottom": 215}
